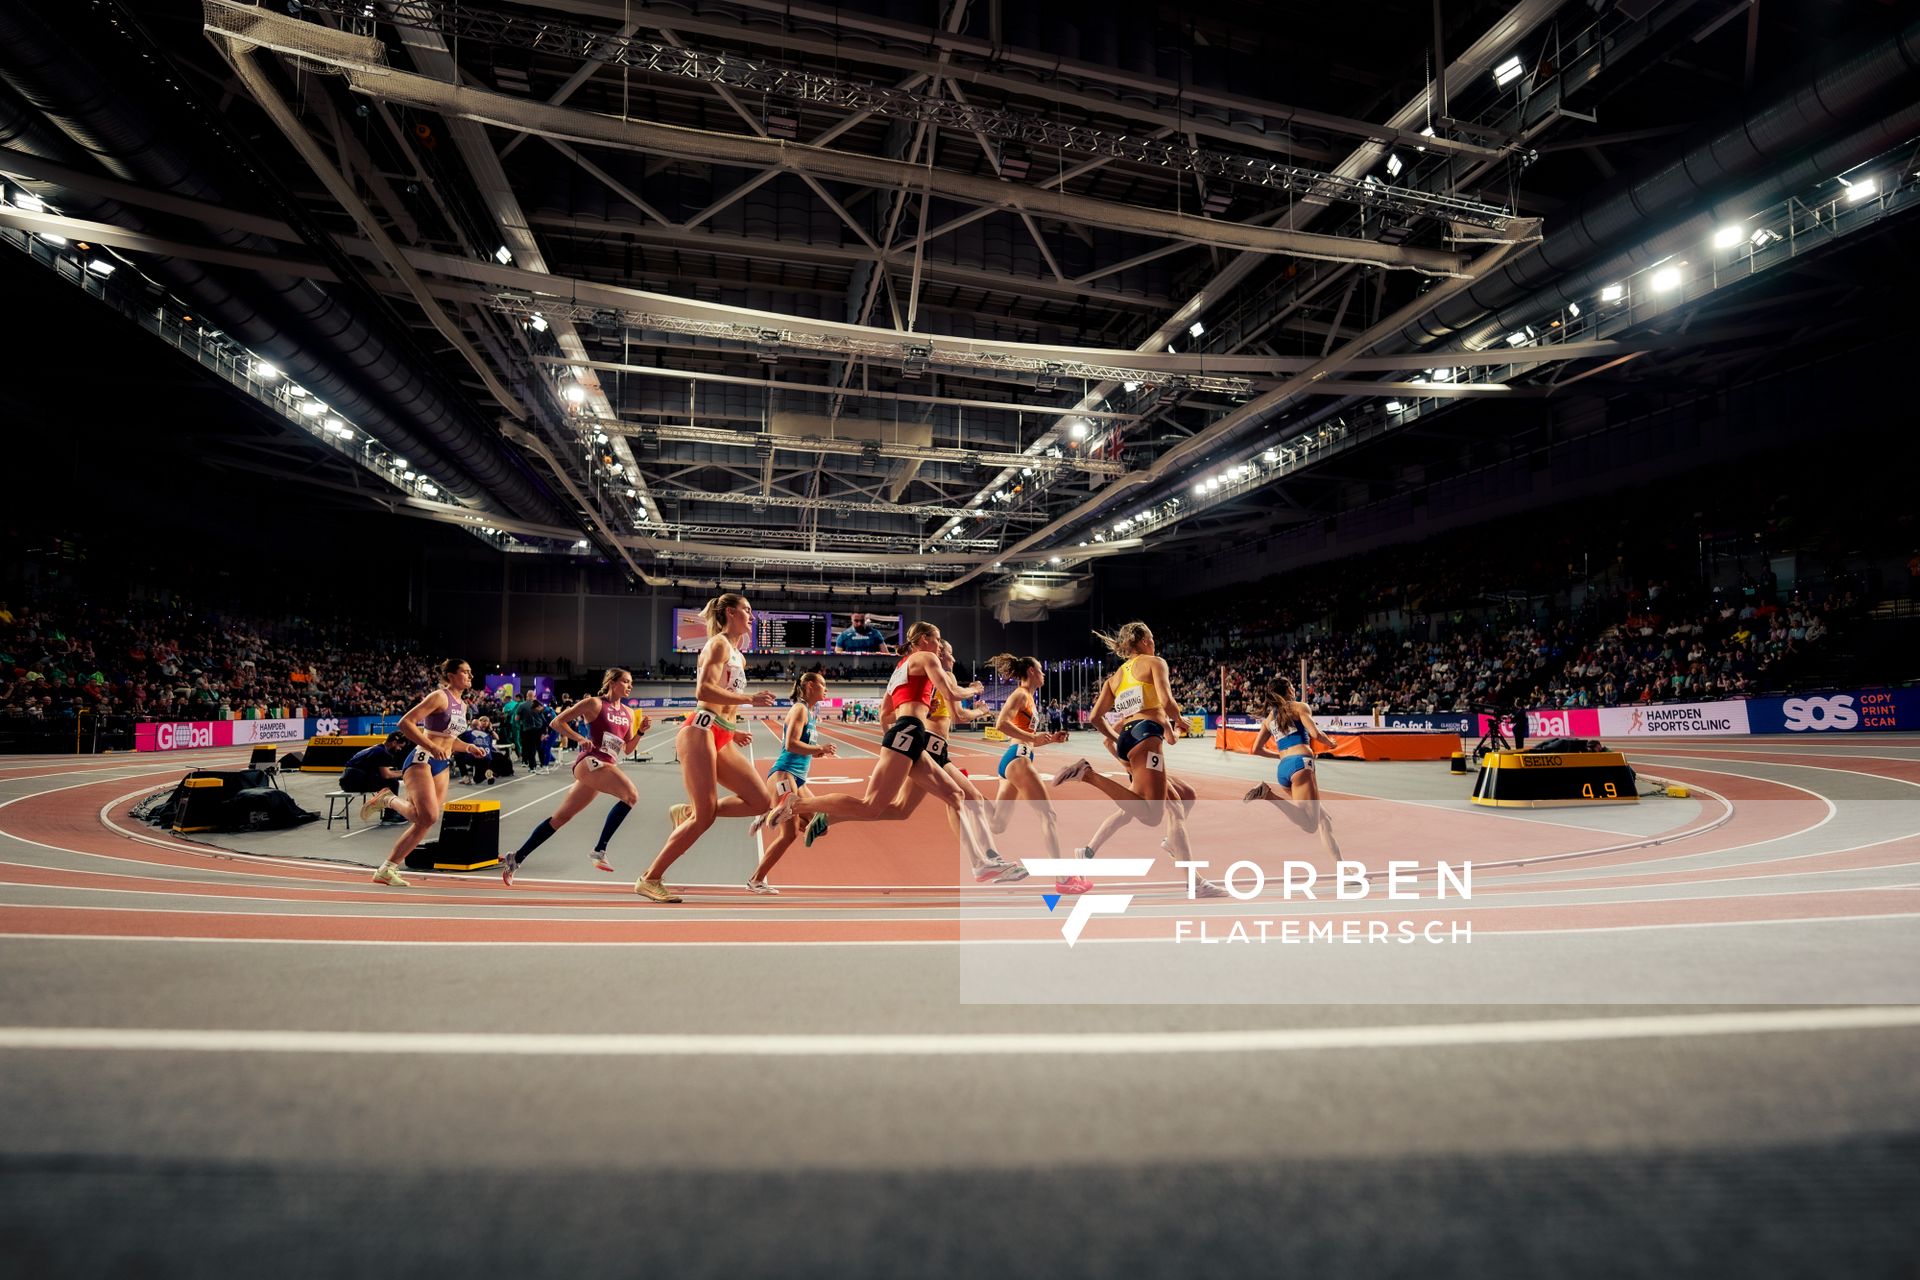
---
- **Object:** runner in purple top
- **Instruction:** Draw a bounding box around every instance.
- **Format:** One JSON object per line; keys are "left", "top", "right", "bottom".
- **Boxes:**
{"left": 499, "top": 667, "right": 652, "bottom": 887}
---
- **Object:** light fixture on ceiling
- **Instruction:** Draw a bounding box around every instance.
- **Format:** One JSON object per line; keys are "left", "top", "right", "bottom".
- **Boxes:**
{"left": 1568, "top": 301, "right": 1581, "bottom": 317}
{"left": 494, "top": 245, "right": 513, "bottom": 265}
{"left": 298, "top": 400, "right": 326, "bottom": 417}
{"left": 563, "top": 382, "right": 587, "bottom": 405}
{"left": 1650, "top": 265, "right": 1683, "bottom": 292}
{"left": 85, "top": 258, "right": 115, "bottom": 276}
{"left": 1712, "top": 224, "right": 1745, "bottom": 249}
{"left": 40, "top": 233, "right": 67, "bottom": 245}
{"left": 1188, "top": 320, "right": 1205, "bottom": 339}
{"left": 1493, "top": 55, "right": 1524, "bottom": 88}
{"left": 1385, "top": 401, "right": 1404, "bottom": 413}
{"left": 1068, "top": 420, "right": 1089, "bottom": 440}
{"left": 573, "top": 539, "right": 589, "bottom": 549}
{"left": 254, "top": 361, "right": 281, "bottom": 381}
{"left": 1506, "top": 330, "right": 1529, "bottom": 347}
{"left": 1262, "top": 449, "right": 1278, "bottom": 463}
{"left": 530, "top": 313, "right": 548, "bottom": 333}
{"left": 1843, "top": 176, "right": 1878, "bottom": 201}
{"left": 1600, "top": 283, "right": 1625, "bottom": 303}
{"left": 10, "top": 189, "right": 45, "bottom": 212}
{"left": 1021, "top": 467, "right": 1033, "bottom": 477}
{"left": 1385, "top": 152, "right": 1404, "bottom": 179}
{"left": 421, "top": 483, "right": 439, "bottom": 497}
{"left": 1122, "top": 380, "right": 1140, "bottom": 392}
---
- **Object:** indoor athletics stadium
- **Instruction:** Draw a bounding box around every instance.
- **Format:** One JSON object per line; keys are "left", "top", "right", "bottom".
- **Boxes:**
{"left": 1, "top": 0, "right": 1917, "bottom": 1274}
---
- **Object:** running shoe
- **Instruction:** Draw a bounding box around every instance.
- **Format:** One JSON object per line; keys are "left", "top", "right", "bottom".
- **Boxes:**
{"left": 634, "top": 878, "right": 682, "bottom": 903}
{"left": 972, "top": 862, "right": 1011, "bottom": 884}
{"left": 750, "top": 791, "right": 799, "bottom": 835}
{"left": 668, "top": 802, "right": 693, "bottom": 829}
{"left": 803, "top": 813, "right": 830, "bottom": 847}
{"left": 1242, "top": 781, "right": 1276, "bottom": 804}
{"left": 357, "top": 789, "right": 392, "bottom": 824}
{"left": 1076, "top": 846, "right": 1096, "bottom": 859}
{"left": 745, "top": 880, "right": 780, "bottom": 895}
{"left": 589, "top": 850, "right": 615, "bottom": 874}
{"left": 1193, "top": 878, "right": 1230, "bottom": 900}
{"left": 991, "top": 862, "right": 1030, "bottom": 883}
{"left": 1051, "top": 758, "right": 1093, "bottom": 787}
{"left": 372, "top": 862, "right": 410, "bottom": 888}
{"left": 500, "top": 853, "right": 519, "bottom": 888}
{"left": 1053, "top": 876, "right": 1092, "bottom": 895}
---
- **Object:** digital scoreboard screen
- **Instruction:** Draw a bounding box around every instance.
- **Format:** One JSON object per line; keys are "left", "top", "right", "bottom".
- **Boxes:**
{"left": 672, "top": 608, "right": 831, "bottom": 654}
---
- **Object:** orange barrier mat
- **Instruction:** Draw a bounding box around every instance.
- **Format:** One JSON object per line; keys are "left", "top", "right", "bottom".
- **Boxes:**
{"left": 1214, "top": 725, "right": 1460, "bottom": 761}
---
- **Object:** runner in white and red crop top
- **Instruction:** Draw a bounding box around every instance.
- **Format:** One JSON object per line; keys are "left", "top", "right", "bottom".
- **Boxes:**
{"left": 781, "top": 620, "right": 1003, "bottom": 876}
{"left": 635, "top": 591, "right": 781, "bottom": 903}
{"left": 499, "top": 666, "right": 653, "bottom": 887}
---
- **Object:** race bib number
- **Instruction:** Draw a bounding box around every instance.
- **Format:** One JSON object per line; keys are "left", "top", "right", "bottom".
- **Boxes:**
{"left": 885, "top": 725, "right": 919, "bottom": 755}
{"left": 927, "top": 734, "right": 948, "bottom": 757}
{"left": 1112, "top": 686, "right": 1145, "bottom": 718}
{"left": 1142, "top": 750, "right": 1164, "bottom": 773}
{"left": 690, "top": 711, "right": 715, "bottom": 730}
{"left": 599, "top": 731, "right": 625, "bottom": 755}
{"left": 774, "top": 775, "right": 793, "bottom": 795}
{"left": 406, "top": 748, "right": 430, "bottom": 769}
{"left": 585, "top": 756, "right": 603, "bottom": 772}
{"left": 1015, "top": 743, "right": 1033, "bottom": 760}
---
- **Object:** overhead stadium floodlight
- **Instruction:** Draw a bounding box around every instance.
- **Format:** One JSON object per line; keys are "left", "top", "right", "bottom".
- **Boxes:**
{"left": 1493, "top": 55, "right": 1524, "bottom": 87}
{"left": 1713, "top": 225, "right": 1745, "bottom": 249}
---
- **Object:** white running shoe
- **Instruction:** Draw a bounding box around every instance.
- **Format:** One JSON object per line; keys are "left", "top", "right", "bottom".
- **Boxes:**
{"left": 357, "top": 789, "right": 392, "bottom": 824}
{"left": 1052, "top": 759, "right": 1092, "bottom": 787}
{"left": 589, "top": 850, "right": 614, "bottom": 874}
{"left": 669, "top": 802, "right": 693, "bottom": 829}
{"left": 746, "top": 880, "right": 780, "bottom": 895}
{"left": 1243, "top": 781, "right": 1276, "bottom": 804}
{"left": 751, "top": 791, "right": 798, "bottom": 835}
{"left": 1193, "top": 878, "right": 1230, "bottom": 899}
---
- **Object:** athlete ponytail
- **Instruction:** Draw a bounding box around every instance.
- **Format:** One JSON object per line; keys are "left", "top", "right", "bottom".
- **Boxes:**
{"left": 905, "top": 620, "right": 939, "bottom": 648}
{"left": 990, "top": 653, "right": 1041, "bottom": 683}
{"left": 439, "top": 658, "right": 469, "bottom": 678}
{"left": 596, "top": 667, "right": 631, "bottom": 698}
{"left": 702, "top": 592, "right": 748, "bottom": 635}
{"left": 1090, "top": 621, "right": 1151, "bottom": 658}
{"left": 791, "top": 667, "right": 825, "bottom": 702}
{"left": 1261, "top": 678, "right": 1300, "bottom": 734}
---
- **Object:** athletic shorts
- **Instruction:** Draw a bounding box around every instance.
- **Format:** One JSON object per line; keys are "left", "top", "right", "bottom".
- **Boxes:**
{"left": 402, "top": 747, "right": 450, "bottom": 778}
{"left": 688, "top": 708, "right": 747, "bottom": 749}
{"left": 1114, "top": 718, "right": 1166, "bottom": 764}
{"left": 1276, "top": 753, "right": 1315, "bottom": 787}
{"left": 997, "top": 742, "right": 1033, "bottom": 779}
{"left": 882, "top": 714, "right": 930, "bottom": 763}
{"left": 927, "top": 730, "right": 951, "bottom": 770}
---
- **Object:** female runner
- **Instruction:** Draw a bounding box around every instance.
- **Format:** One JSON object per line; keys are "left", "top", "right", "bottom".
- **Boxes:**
{"left": 988, "top": 653, "right": 1086, "bottom": 895}
{"left": 636, "top": 593, "right": 780, "bottom": 902}
{"left": 366, "top": 659, "right": 490, "bottom": 888}
{"left": 1050, "top": 623, "right": 1226, "bottom": 897}
{"left": 1242, "top": 677, "right": 1342, "bottom": 860}
{"left": 790, "top": 639, "right": 1016, "bottom": 881}
{"left": 743, "top": 668, "right": 838, "bottom": 894}
{"left": 785, "top": 623, "right": 1001, "bottom": 875}
{"left": 498, "top": 667, "right": 652, "bottom": 886}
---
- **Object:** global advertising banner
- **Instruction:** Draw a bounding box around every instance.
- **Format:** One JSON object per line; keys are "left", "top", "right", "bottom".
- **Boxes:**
{"left": 1747, "top": 688, "right": 1920, "bottom": 734}
{"left": 135, "top": 720, "right": 238, "bottom": 752}
{"left": 1596, "top": 699, "right": 1751, "bottom": 737}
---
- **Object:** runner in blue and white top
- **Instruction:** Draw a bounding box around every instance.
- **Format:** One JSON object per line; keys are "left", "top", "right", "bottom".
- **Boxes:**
{"left": 746, "top": 669, "right": 838, "bottom": 894}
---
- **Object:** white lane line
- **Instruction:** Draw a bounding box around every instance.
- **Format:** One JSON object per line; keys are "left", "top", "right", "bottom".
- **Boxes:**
{"left": 1, "top": 1007, "right": 1917, "bottom": 1057}
{"left": 2, "top": 907, "right": 1917, "bottom": 947}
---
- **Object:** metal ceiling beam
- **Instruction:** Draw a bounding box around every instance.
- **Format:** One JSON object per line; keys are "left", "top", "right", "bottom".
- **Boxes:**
{"left": 617, "top": 420, "right": 1129, "bottom": 477}
{"left": 532, "top": 355, "right": 1142, "bottom": 425}
{"left": 491, "top": 0, "right": 1500, "bottom": 161}
{"left": 205, "top": 4, "right": 1473, "bottom": 276}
